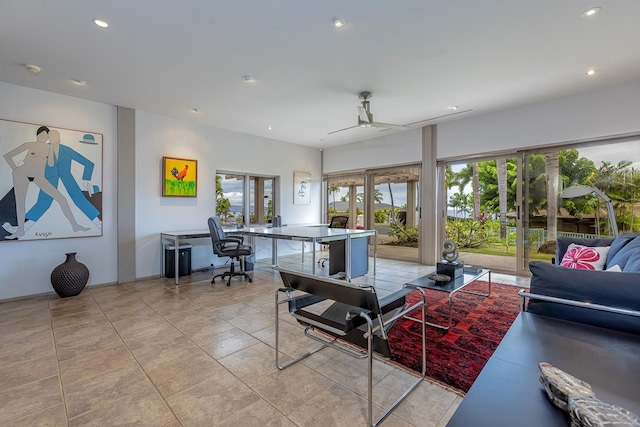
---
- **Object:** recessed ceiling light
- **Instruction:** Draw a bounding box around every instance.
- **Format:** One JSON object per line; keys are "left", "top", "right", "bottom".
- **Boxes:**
{"left": 585, "top": 69, "right": 597, "bottom": 76}
{"left": 242, "top": 75, "right": 256, "bottom": 83}
{"left": 191, "top": 108, "right": 200, "bottom": 113}
{"left": 72, "top": 79, "right": 88, "bottom": 86}
{"left": 581, "top": 7, "right": 601, "bottom": 18}
{"left": 268, "top": 125, "right": 272, "bottom": 130}
{"left": 447, "top": 106, "right": 459, "bottom": 110}
{"left": 93, "top": 18, "right": 109, "bottom": 28}
{"left": 24, "top": 64, "right": 41, "bottom": 74}
{"left": 332, "top": 18, "right": 346, "bottom": 28}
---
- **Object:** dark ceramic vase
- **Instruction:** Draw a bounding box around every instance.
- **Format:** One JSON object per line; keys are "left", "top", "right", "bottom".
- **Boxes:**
{"left": 51, "top": 252, "right": 89, "bottom": 298}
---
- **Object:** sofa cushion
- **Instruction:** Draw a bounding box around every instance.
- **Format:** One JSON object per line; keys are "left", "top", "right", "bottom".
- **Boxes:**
{"left": 560, "top": 244, "right": 609, "bottom": 270}
{"left": 624, "top": 252, "right": 640, "bottom": 272}
{"left": 607, "top": 235, "right": 640, "bottom": 271}
{"left": 528, "top": 261, "right": 640, "bottom": 335}
{"left": 606, "top": 233, "right": 639, "bottom": 266}
{"left": 556, "top": 236, "right": 614, "bottom": 265}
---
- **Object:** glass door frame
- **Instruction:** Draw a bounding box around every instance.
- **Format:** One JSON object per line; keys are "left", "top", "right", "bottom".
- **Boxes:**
{"left": 323, "top": 163, "right": 422, "bottom": 263}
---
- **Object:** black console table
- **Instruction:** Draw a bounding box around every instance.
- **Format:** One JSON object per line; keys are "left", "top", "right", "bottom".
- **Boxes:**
{"left": 446, "top": 312, "right": 640, "bottom": 426}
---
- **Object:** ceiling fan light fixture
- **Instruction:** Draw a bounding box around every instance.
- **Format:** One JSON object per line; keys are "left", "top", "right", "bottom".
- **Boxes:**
{"left": 72, "top": 79, "right": 88, "bottom": 87}
{"left": 332, "top": 18, "right": 345, "bottom": 28}
{"left": 585, "top": 68, "right": 597, "bottom": 76}
{"left": 581, "top": 7, "right": 601, "bottom": 18}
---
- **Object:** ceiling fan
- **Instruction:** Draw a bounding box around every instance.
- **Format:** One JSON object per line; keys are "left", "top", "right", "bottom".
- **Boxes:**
{"left": 328, "top": 92, "right": 409, "bottom": 135}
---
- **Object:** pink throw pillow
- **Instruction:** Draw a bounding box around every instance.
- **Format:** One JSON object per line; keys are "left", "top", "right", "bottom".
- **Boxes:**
{"left": 560, "top": 243, "right": 610, "bottom": 271}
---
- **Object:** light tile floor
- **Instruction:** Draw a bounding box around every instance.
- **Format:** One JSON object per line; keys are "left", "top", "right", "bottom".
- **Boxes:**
{"left": 0, "top": 255, "right": 529, "bottom": 426}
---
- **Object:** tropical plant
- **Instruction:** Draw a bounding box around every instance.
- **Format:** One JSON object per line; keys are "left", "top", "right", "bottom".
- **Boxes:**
{"left": 388, "top": 221, "right": 419, "bottom": 245}
{"left": 449, "top": 192, "right": 471, "bottom": 219}
{"left": 215, "top": 175, "right": 231, "bottom": 220}
{"left": 374, "top": 209, "right": 387, "bottom": 223}
{"left": 445, "top": 219, "right": 488, "bottom": 248}
{"left": 496, "top": 158, "right": 508, "bottom": 239}
{"left": 328, "top": 185, "right": 340, "bottom": 212}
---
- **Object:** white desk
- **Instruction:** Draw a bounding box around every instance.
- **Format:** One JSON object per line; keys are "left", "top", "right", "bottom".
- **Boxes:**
{"left": 160, "top": 226, "right": 377, "bottom": 285}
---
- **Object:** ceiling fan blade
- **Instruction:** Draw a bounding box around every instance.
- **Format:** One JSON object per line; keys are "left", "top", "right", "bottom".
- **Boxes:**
{"left": 357, "top": 106, "right": 370, "bottom": 123}
{"left": 403, "top": 108, "right": 474, "bottom": 126}
{"left": 327, "top": 124, "right": 358, "bottom": 135}
{"left": 370, "top": 122, "right": 409, "bottom": 130}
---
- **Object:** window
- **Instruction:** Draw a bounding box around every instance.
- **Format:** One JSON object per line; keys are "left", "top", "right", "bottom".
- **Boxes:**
{"left": 216, "top": 171, "right": 278, "bottom": 226}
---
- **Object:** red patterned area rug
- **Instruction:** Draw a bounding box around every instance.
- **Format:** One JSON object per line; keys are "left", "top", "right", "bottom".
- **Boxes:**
{"left": 387, "top": 281, "right": 521, "bottom": 394}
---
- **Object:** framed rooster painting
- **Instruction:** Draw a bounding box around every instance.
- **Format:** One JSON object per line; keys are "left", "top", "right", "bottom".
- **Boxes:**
{"left": 162, "top": 156, "right": 197, "bottom": 197}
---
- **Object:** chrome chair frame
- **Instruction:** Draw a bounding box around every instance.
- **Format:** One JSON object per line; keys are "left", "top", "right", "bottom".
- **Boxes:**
{"left": 275, "top": 268, "right": 426, "bottom": 427}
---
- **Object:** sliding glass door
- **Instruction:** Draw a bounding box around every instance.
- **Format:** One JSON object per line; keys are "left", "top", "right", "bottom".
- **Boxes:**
{"left": 443, "top": 157, "right": 520, "bottom": 274}
{"left": 324, "top": 163, "right": 421, "bottom": 262}
{"left": 521, "top": 138, "right": 640, "bottom": 267}
{"left": 443, "top": 135, "right": 640, "bottom": 276}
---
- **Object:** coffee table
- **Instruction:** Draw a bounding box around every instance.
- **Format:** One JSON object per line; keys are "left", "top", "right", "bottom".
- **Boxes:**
{"left": 404, "top": 268, "right": 491, "bottom": 330}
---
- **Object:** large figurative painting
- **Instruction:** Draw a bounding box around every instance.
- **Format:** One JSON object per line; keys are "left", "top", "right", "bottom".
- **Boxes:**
{"left": 162, "top": 156, "right": 197, "bottom": 197}
{"left": 0, "top": 119, "right": 103, "bottom": 242}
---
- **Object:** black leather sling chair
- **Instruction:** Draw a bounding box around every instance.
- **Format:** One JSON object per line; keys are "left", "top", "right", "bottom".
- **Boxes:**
{"left": 275, "top": 268, "right": 426, "bottom": 427}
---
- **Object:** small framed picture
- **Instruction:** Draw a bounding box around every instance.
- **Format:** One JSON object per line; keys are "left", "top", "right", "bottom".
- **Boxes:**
{"left": 162, "top": 156, "right": 198, "bottom": 197}
{"left": 293, "top": 171, "right": 311, "bottom": 204}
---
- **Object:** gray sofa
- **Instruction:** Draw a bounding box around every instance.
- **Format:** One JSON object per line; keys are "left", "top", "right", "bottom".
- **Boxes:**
{"left": 527, "top": 233, "right": 640, "bottom": 335}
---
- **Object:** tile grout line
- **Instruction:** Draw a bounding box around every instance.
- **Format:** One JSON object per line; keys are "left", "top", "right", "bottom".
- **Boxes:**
{"left": 48, "top": 296, "right": 71, "bottom": 427}
{"left": 85, "top": 289, "right": 186, "bottom": 426}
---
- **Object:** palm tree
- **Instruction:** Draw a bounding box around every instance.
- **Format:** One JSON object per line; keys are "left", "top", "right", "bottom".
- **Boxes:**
{"left": 328, "top": 185, "right": 340, "bottom": 213}
{"left": 472, "top": 163, "right": 480, "bottom": 220}
{"left": 453, "top": 163, "right": 481, "bottom": 219}
{"left": 545, "top": 152, "right": 560, "bottom": 243}
{"left": 386, "top": 184, "right": 395, "bottom": 221}
{"left": 215, "top": 175, "right": 231, "bottom": 220}
{"left": 449, "top": 192, "right": 470, "bottom": 219}
{"left": 497, "top": 159, "right": 508, "bottom": 238}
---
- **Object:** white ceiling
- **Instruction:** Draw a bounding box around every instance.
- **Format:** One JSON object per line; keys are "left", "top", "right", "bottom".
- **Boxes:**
{"left": 1, "top": 1, "right": 639, "bottom": 148}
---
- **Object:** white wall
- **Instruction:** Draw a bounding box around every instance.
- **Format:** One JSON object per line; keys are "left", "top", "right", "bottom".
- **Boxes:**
{"left": 0, "top": 84, "right": 321, "bottom": 299}
{"left": 323, "top": 128, "right": 422, "bottom": 174}
{"left": 437, "top": 79, "right": 640, "bottom": 159}
{"left": 135, "top": 111, "right": 321, "bottom": 278}
{"left": 0, "top": 82, "right": 118, "bottom": 300}
{"left": 323, "top": 80, "right": 640, "bottom": 175}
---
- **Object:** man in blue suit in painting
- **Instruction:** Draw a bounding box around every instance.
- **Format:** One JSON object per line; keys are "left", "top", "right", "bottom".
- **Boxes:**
{"left": 3, "top": 129, "right": 101, "bottom": 234}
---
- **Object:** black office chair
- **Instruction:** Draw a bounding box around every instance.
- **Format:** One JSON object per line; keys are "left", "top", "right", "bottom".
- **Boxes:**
{"left": 208, "top": 216, "right": 253, "bottom": 286}
{"left": 318, "top": 215, "right": 349, "bottom": 267}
